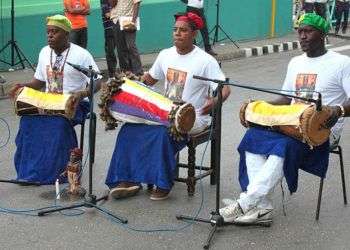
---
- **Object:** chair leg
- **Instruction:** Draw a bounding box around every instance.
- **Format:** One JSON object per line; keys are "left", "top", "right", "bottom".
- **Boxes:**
{"left": 316, "top": 177, "right": 324, "bottom": 221}
{"left": 338, "top": 146, "right": 347, "bottom": 205}
{"left": 187, "top": 144, "right": 196, "bottom": 196}
{"left": 175, "top": 153, "right": 180, "bottom": 179}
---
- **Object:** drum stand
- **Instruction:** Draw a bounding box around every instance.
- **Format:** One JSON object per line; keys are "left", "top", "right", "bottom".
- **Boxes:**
{"left": 176, "top": 76, "right": 322, "bottom": 249}
{"left": 37, "top": 65, "right": 128, "bottom": 224}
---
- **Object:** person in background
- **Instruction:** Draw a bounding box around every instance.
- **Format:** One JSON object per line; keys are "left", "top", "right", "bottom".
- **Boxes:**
{"left": 64, "top": 0, "right": 90, "bottom": 48}
{"left": 334, "top": 0, "right": 350, "bottom": 35}
{"left": 101, "top": 0, "right": 118, "bottom": 82}
{"left": 181, "top": 0, "right": 217, "bottom": 56}
{"left": 109, "top": 0, "right": 143, "bottom": 75}
{"left": 301, "top": 0, "right": 327, "bottom": 19}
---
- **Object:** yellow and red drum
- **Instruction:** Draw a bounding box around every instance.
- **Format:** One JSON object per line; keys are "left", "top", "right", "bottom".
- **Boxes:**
{"left": 240, "top": 100, "right": 332, "bottom": 147}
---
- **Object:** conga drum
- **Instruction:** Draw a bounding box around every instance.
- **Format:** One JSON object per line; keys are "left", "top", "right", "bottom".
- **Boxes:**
{"left": 99, "top": 77, "right": 196, "bottom": 140}
{"left": 14, "top": 87, "right": 76, "bottom": 119}
{"left": 239, "top": 100, "right": 332, "bottom": 147}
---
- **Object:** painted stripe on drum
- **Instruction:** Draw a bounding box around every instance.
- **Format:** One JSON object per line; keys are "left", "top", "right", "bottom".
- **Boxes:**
{"left": 110, "top": 101, "right": 169, "bottom": 126}
{"left": 112, "top": 91, "right": 169, "bottom": 121}
{"left": 121, "top": 78, "right": 173, "bottom": 110}
{"left": 110, "top": 111, "right": 163, "bottom": 126}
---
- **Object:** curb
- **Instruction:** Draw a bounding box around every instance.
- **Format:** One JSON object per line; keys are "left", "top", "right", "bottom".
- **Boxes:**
{"left": 242, "top": 41, "right": 300, "bottom": 58}
{"left": 139, "top": 40, "right": 299, "bottom": 70}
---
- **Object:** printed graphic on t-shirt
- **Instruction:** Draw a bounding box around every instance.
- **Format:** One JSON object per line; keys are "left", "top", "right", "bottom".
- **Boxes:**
{"left": 165, "top": 68, "right": 187, "bottom": 102}
{"left": 295, "top": 73, "right": 317, "bottom": 103}
{"left": 46, "top": 65, "right": 64, "bottom": 94}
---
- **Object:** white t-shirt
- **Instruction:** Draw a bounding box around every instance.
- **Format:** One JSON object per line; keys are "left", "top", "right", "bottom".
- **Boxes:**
{"left": 34, "top": 43, "right": 100, "bottom": 94}
{"left": 282, "top": 50, "right": 350, "bottom": 139}
{"left": 188, "top": 0, "right": 204, "bottom": 9}
{"left": 149, "top": 46, "right": 225, "bottom": 134}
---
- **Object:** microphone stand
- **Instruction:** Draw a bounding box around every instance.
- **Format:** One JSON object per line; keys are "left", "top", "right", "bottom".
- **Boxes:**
{"left": 208, "top": 0, "right": 239, "bottom": 48}
{"left": 37, "top": 66, "right": 127, "bottom": 224}
{"left": 176, "top": 76, "right": 322, "bottom": 249}
{"left": 0, "top": 0, "right": 34, "bottom": 70}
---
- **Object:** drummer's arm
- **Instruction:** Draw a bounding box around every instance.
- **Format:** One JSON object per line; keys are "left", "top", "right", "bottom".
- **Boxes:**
{"left": 142, "top": 73, "right": 158, "bottom": 86}
{"left": 268, "top": 96, "right": 291, "bottom": 105}
{"left": 78, "top": 79, "right": 102, "bottom": 98}
{"left": 8, "top": 78, "right": 45, "bottom": 98}
{"left": 24, "top": 78, "right": 46, "bottom": 90}
{"left": 201, "top": 85, "right": 231, "bottom": 115}
{"left": 342, "top": 99, "right": 350, "bottom": 117}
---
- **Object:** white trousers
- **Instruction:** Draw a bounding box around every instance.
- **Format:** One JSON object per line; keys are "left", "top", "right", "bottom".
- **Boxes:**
{"left": 238, "top": 152, "right": 284, "bottom": 212}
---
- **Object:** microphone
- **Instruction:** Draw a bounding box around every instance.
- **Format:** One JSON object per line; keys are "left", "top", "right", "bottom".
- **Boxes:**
{"left": 67, "top": 62, "right": 101, "bottom": 77}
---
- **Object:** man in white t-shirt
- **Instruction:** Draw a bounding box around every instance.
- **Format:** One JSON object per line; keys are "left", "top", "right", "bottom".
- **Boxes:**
{"left": 180, "top": 0, "right": 216, "bottom": 56}
{"left": 219, "top": 13, "right": 350, "bottom": 224}
{"left": 105, "top": 12, "right": 230, "bottom": 201}
{"left": 8, "top": 15, "right": 101, "bottom": 185}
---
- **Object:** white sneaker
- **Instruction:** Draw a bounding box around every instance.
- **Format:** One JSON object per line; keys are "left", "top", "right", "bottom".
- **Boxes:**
{"left": 219, "top": 200, "right": 244, "bottom": 223}
{"left": 222, "top": 198, "right": 236, "bottom": 206}
{"left": 234, "top": 207, "right": 272, "bottom": 224}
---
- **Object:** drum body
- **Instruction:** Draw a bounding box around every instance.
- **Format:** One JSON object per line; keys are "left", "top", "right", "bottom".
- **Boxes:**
{"left": 101, "top": 78, "right": 195, "bottom": 136}
{"left": 14, "top": 87, "right": 75, "bottom": 119}
{"left": 240, "top": 101, "right": 332, "bottom": 147}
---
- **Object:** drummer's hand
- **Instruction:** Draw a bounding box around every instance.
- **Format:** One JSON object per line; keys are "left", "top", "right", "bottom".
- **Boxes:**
{"left": 201, "top": 97, "right": 217, "bottom": 115}
{"left": 67, "top": 90, "right": 89, "bottom": 109}
{"left": 323, "top": 106, "right": 342, "bottom": 129}
{"left": 8, "top": 83, "right": 24, "bottom": 99}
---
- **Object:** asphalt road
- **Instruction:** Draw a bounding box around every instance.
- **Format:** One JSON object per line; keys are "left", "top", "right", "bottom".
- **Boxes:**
{"left": 1, "top": 37, "right": 350, "bottom": 250}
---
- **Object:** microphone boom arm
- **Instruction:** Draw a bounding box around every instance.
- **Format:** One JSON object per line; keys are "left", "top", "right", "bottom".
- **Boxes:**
{"left": 193, "top": 75, "right": 322, "bottom": 110}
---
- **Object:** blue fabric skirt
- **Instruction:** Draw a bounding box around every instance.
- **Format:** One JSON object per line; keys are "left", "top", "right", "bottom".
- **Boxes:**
{"left": 14, "top": 101, "right": 89, "bottom": 185}
{"left": 238, "top": 127, "right": 329, "bottom": 193}
{"left": 105, "top": 123, "right": 187, "bottom": 190}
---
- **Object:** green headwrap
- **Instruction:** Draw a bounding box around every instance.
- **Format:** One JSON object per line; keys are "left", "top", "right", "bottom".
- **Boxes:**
{"left": 46, "top": 14, "right": 72, "bottom": 32}
{"left": 297, "top": 13, "right": 330, "bottom": 34}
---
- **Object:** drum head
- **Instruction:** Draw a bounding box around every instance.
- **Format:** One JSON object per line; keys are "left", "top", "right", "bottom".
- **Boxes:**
{"left": 300, "top": 106, "right": 331, "bottom": 146}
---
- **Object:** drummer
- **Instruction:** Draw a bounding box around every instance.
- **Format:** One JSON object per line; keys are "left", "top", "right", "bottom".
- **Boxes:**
{"left": 220, "top": 13, "right": 350, "bottom": 224}
{"left": 8, "top": 15, "right": 101, "bottom": 184}
{"left": 105, "top": 12, "right": 231, "bottom": 201}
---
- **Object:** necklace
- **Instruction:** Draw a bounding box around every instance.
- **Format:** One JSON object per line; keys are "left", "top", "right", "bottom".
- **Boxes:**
{"left": 50, "top": 45, "right": 70, "bottom": 73}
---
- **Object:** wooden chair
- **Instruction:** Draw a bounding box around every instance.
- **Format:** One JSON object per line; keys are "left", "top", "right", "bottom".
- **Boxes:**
{"left": 315, "top": 142, "right": 347, "bottom": 220}
{"left": 175, "top": 96, "right": 221, "bottom": 196}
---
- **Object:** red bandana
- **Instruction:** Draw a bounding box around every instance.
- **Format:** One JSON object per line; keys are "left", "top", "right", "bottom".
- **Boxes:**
{"left": 175, "top": 12, "right": 204, "bottom": 30}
